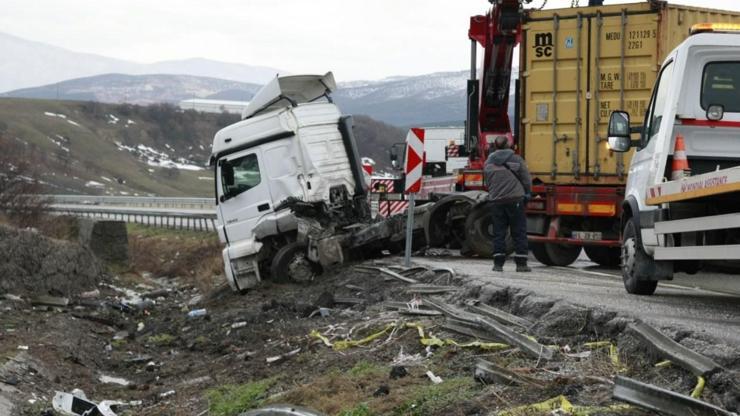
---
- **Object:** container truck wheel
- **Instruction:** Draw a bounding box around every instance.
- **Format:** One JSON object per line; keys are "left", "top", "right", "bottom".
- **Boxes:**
{"left": 530, "top": 243, "right": 581, "bottom": 266}
{"left": 584, "top": 246, "right": 621, "bottom": 268}
{"left": 464, "top": 202, "right": 513, "bottom": 257}
{"left": 621, "top": 217, "right": 658, "bottom": 296}
{"left": 270, "top": 242, "right": 320, "bottom": 283}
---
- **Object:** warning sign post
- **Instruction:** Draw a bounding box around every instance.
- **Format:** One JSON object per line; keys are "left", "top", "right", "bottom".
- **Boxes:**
{"left": 403, "top": 128, "right": 425, "bottom": 267}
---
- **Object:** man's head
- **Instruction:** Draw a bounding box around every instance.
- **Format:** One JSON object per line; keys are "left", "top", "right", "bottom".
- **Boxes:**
{"left": 493, "top": 135, "right": 509, "bottom": 150}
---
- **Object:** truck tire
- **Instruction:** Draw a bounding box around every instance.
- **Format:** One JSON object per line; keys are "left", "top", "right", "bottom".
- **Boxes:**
{"left": 464, "top": 203, "right": 513, "bottom": 257}
{"left": 270, "top": 242, "right": 319, "bottom": 283}
{"left": 424, "top": 194, "right": 473, "bottom": 249}
{"left": 530, "top": 243, "right": 581, "bottom": 266}
{"left": 621, "top": 217, "right": 658, "bottom": 295}
{"left": 584, "top": 246, "right": 621, "bottom": 268}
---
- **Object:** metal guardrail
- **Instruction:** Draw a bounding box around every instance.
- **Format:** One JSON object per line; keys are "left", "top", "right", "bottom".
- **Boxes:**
{"left": 51, "top": 205, "right": 218, "bottom": 232}
{"left": 613, "top": 376, "right": 734, "bottom": 416}
{"left": 42, "top": 195, "right": 215, "bottom": 210}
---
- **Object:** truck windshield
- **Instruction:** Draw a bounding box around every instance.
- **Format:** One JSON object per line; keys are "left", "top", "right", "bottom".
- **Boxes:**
{"left": 222, "top": 153, "right": 261, "bottom": 198}
{"left": 702, "top": 62, "right": 740, "bottom": 112}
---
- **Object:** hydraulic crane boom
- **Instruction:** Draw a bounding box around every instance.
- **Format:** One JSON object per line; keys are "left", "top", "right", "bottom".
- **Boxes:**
{"left": 465, "top": 0, "right": 526, "bottom": 169}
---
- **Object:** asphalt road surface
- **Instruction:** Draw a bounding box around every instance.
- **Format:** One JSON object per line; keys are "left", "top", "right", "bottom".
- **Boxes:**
{"left": 413, "top": 254, "right": 740, "bottom": 345}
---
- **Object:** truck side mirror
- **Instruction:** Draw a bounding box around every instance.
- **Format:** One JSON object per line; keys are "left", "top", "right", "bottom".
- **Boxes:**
{"left": 607, "top": 111, "right": 633, "bottom": 152}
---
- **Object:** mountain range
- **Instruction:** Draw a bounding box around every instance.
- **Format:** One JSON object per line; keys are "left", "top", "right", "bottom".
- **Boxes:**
{"left": 1, "top": 31, "right": 517, "bottom": 127}
{"left": 0, "top": 31, "right": 281, "bottom": 93}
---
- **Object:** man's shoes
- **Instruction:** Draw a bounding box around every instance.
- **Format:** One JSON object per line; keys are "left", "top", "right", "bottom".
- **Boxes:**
{"left": 514, "top": 255, "right": 531, "bottom": 272}
{"left": 492, "top": 253, "right": 506, "bottom": 272}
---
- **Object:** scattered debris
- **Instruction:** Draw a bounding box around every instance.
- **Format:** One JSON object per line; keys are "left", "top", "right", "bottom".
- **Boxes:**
{"left": 389, "top": 366, "right": 408, "bottom": 379}
{"left": 373, "top": 385, "right": 390, "bottom": 397}
{"left": 99, "top": 374, "right": 131, "bottom": 387}
{"left": 467, "top": 303, "right": 533, "bottom": 330}
{"left": 187, "top": 308, "right": 207, "bottom": 318}
{"left": 425, "top": 370, "right": 443, "bottom": 384}
{"left": 405, "top": 284, "right": 460, "bottom": 294}
{"left": 474, "top": 359, "right": 544, "bottom": 387}
{"left": 266, "top": 348, "right": 302, "bottom": 364}
{"left": 231, "top": 321, "right": 247, "bottom": 329}
{"left": 52, "top": 391, "right": 118, "bottom": 416}
{"left": 613, "top": 375, "right": 732, "bottom": 416}
{"left": 355, "top": 266, "right": 419, "bottom": 284}
{"left": 628, "top": 321, "right": 721, "bottom": 376}
{"left": 30, "top": 295, "right": 70, "bottom": 307}
{"left": 241, "top": 405, "right": 326, "bottom": 416}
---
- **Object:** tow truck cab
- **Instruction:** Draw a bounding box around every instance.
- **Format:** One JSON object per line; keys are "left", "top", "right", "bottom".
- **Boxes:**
{"left": 608, "top": 25, "right": 740, "bottom": 294}
{"left": 209, "top": 72, "right": 367, "bottom": 291}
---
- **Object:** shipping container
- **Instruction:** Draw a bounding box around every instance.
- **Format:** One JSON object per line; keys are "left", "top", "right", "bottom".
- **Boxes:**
{"left": 520, "top": 1, "right": 740, "bottom": 186}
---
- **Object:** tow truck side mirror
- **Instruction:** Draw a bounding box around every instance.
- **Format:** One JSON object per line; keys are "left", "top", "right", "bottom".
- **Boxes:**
{"left": 607, "top": 111, "right": 636, "bottom": 152}
{"left": 389, "top": 147, "right": 398, "bottom": 168}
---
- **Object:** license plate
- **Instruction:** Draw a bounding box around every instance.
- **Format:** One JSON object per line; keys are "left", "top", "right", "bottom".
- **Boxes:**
{"left": 572, "top": 231, "right": 602, "bottom": 241}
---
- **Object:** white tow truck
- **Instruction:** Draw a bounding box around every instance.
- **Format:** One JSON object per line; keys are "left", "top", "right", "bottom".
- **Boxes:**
{"left": 607, "top": 23, "right": 740, "bottom": 295}
{"left": 210, "top": 72, "right": 425, "bottom": 292}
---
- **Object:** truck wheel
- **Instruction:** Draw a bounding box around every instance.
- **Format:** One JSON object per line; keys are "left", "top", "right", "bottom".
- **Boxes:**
{"left": 464, "top": 203, "right": 513, "bottom": 257}
{"left": 530, "top": 243, "right": 581, "bottom": 266}
{"left": 584, "top": 246, "right": 621, "bottom": 268}
{"left": 622, "top": 217, "right": 658, "bottom": 295}
{"left": 424, "top": 194, "right": 473, "bottom": 249}
{"left": 270, "top": 242, "right": 320, "bottom": 283}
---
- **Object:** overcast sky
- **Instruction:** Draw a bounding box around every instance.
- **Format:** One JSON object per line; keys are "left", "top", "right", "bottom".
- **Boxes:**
{"left": 3, "top": 0, "right": 740, "bottom": 81}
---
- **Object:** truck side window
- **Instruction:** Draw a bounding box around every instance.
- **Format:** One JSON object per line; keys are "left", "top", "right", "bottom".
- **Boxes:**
{"left": 222, "top": 153, "right": 261, "bottom": 198}
{"left": 702, "top": 62, "right": 740, "bottom": 112}
{"left": 643, "top": 61, "right": 675, "bottom": 143}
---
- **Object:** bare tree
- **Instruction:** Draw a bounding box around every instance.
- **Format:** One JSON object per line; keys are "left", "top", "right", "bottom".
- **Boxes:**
{"left": 0, "top": 136, "right": 49, "bottom": 228}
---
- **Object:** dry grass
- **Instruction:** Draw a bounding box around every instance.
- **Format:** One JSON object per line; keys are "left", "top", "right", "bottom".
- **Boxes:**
{"left": 126, "top": 223, "right": 223, "bottom": 291}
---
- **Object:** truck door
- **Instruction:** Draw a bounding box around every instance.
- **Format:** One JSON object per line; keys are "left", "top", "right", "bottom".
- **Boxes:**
{"left": 216, "top": 148, "right": 274, "bottom": 242}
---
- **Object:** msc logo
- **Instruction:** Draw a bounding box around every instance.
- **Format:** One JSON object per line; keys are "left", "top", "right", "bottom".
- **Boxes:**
{"left": 534, "top": 32, "right": 553, "bottom": 57}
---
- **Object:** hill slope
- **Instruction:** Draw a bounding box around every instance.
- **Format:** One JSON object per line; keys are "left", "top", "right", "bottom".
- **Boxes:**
{"left": 0, "top": 99, "right": 402, "bottom": 196}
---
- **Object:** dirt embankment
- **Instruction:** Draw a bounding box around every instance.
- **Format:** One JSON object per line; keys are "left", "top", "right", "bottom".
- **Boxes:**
{"left": 0, "top": 224, "right": 102, "bottom": 297}
{"left": 1, "top": 223, "right": 739, "bottom": 416}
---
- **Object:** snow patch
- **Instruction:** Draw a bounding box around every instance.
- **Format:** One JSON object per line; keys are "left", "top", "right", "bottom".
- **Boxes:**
{"left": 114, "top": 141, "right": 203, "bottom": 171}
{"left": 107, "top": 114, "right": 120, "bottom": 124}
{"left": 44, "top": 111, "right": 82, "bottom": 127}
{"left": 85, "top": 181, "right": 105, "bottom": 189}
{"left": 100, "top": 176, "right": 113, "bottom": 182}
{"left": 198, "top": 176, "right": 213, "bottom": 181}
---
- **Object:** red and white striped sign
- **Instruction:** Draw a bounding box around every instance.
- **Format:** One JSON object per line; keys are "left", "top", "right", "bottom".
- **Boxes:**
{"left": 377, "top": 200, "right": 410, "bottom": 217}
{"left": 370, "top": 178, "right": 395, "bottom": 193}
{"left": 404, "top": 128, "right": 425, "bottom": 193}
{"left": 446, "top": 143, "right": 459, "bottom": 158}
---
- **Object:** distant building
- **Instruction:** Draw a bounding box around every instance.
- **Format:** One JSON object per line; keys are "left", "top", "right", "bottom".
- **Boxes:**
{"left": 178, "top": 99, "right": 249, "bottom": 114}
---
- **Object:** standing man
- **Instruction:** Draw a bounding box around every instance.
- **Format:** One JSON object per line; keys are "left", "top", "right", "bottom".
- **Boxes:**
{"left": 483, "top": 136, "right": 532, "bottom": 272}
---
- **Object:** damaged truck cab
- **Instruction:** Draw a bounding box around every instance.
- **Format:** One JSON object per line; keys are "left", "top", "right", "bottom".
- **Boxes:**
{"left": 210, "top": 72, "right": 368, "bottom": 291}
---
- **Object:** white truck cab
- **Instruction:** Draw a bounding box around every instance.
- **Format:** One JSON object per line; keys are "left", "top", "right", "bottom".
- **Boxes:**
{"left": 608, "top": 24, "right": 740, "bottom": 295}
{"left": 210, "top": 72, "right": 368, "bottom": 291}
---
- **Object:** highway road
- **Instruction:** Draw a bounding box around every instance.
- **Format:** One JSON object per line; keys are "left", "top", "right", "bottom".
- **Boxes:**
{"left": 413, "top": 255, "right": 740, "bottom": 346}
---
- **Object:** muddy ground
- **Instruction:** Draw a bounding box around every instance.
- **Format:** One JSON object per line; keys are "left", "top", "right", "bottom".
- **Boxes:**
{"left": 1, "top": 224, "right": 739, "bottom": 416}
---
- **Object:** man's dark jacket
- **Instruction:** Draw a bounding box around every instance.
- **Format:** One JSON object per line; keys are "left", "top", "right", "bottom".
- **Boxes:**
{"left": 483, "top": 149, "right": 532, "bottom": 204}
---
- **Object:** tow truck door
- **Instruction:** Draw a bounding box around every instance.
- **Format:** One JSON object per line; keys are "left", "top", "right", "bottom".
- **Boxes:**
{"left": 216, "top": 147, "right": 274, "bottom": 242}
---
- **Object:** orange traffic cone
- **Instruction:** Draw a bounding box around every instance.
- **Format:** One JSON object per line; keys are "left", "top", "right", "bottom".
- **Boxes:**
{"left": 671, "top": 133, "right": 691, "bottom": 180}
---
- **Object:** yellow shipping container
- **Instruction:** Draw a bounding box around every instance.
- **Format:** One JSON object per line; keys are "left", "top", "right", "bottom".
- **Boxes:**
{"left": 520, "top": 1, "right": 740, "bottom": 186}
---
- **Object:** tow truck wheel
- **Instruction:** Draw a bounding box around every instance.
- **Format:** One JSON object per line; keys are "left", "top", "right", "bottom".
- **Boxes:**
{"left": 621, "top": 217, "right": 658, "bottom": 296}
{"left": 530, "top": 243, "right": 581, "bottom": 266}
{"left": 584, "top": 246, "right": 621, "bottom": 268}
{"left": 270, "top": 242, "right": 320, "bottom": 284}
{"left": 464, "top": 203, "right": 513, "bottom": 257}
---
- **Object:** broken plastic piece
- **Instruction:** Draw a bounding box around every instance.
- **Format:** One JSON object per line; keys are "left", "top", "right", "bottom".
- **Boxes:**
{"left": 52, "top": 391, "right": 118, "bottom": 416}
{"left": 426, "top": 371, "right": 443, "bottom": 384}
